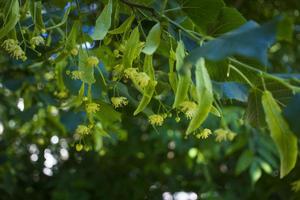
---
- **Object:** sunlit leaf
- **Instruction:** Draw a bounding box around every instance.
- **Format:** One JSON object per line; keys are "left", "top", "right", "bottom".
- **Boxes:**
{"left": 91, "top": 0, "right": 112, "bottom": 40}
{"left": 262, "top": 90, "right": 298, "bottom": 178}
{"left": 142, "top": 23, "right": 161, "bottom": 55}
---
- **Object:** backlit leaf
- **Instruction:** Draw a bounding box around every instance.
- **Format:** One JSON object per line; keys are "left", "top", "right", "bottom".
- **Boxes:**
{"left": 91, "top": 0, "right": 112, "bottom": 40}
{"left": 142, "top": 23, "right": 161, "bottom": 55}
{"left": 262, "top": 90, "right": 298, "bottom": 178}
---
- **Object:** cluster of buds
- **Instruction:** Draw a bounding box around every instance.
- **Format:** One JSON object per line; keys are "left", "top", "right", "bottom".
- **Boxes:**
{"left": 2, "top": 39, "right": 27, "bottom": 61}
{"left": 148, "top": 114, "right": 166, "bottom": 126}
{"left": 124, "top": 68, "right": 151, "bottom": 89}
{"left": 214, "top": 128, "right": 236, "bottom": 142}
{"left": 30, "top": 36, "right": 45, "bottom": 48}
{"left": 179, "top": 101, "right": 198, "bottom": 119}
{"left": 111, "top": 96, "right": 128, "bottom": 108}
{"left": 85, "top": 102, "right": 100, "bottom": 114}
{"left": 86, "top": 56, "right": 99, "bottom": 67}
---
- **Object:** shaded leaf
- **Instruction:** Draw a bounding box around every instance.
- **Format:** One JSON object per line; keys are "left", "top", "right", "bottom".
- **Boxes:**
{"left": 177, "top": 0, "right": 225, "bottom": 34}
{"left": 186, "top": 17, "right": 281, "bottom": 66}
{"left": 235, "top": 150, "right": 254, "bottom": 175}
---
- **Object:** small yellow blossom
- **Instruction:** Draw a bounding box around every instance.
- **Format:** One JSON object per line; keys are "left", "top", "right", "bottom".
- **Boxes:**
{"left": 2, "top": 39, "right": 27, "bottom": 61}
{"left": 86, "top": 102, "right": 100, "bottom": 114}
{"left": 30, "top": 36, "right": 45, "bottom": 48}
{"left": 111, "top": 96, "right": 128, "bottom": 108}
{"left": 291, "top": 180, "right": 300, "bottom": 192}
{"left": 214, "top": 128, "right": 236, "bottom": 142}
{"left": 75, "top": 125, "right": 90, "bottom": 135}
{"left": 70, "top": 48, "right": 78, "bottom": 56}
{"left": 179, "top": 101, "right": 198, "bottom": 119}
{"left": 124, "top": 67, "right": 138, "bottom": 79}
{"left": 135, "top": 72, "right": 150, "bottom": 88}
{"left": 76, "top": 143, "right": 83, "bottom": 151}
{"left": 197, "top": 128, "right": 212, "bottom": 139}
{"left": 71, "top": 70, "right": 83, "bottom": 80}
{"left": 149, "top": 114, "right": 164, "bottom": 126}
{"left": 2, "top": 39, "right": 18, "bottom": 51}
{"left": 56, "top": 91, "right": 68, "bottom": 99}
{"left": 86, "top": 56, "right": 99, "bottom": 67}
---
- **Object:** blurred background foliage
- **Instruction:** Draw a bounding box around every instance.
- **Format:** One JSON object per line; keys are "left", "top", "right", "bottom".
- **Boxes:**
{"left": 0, "top": 0, "right": 300, "bottom": 199}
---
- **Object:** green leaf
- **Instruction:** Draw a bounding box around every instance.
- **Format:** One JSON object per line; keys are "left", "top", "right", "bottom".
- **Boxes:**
{"left": 186, "top": 58, "right": 213, "bottom": 134}
{"left": 0, "top": 0, "right": 19, "bottom": 40}
{"left": 65, "top": 20, "right": 81, "bottom": 50}
{"left": 235, "top": 150, "right": 254, "bottom": 175}
{"left": 213, "top": 7, "right": 246, "bottom": 35}
{"left": 262, "top": 90, "right": 298, "bottom": 178}
{"left": 134, "top": 80, "right": 157, "bottom": 116}
{"left": 210, "top": 105, "right": 221, "bottom": 117}
{"left": 143, "top": 55, "right": 155, "bottom": 79}
{"left": 134, "top": 55, "right": 156, "bottom": 115}
{"left": 142, "top": 23, "right": 161, "bottom": 55}
{"left": 175, "top": 40, "right": 185, "bottom": 71}
{"left": 173, "top": 75, "right": 191, "bottom": 108}
{"left": 123, "top": 27, "right": 142, "bottom": 68}
{"left": 109, "top": 15, "right": 135, "bottom": 35}
{"left": 245, "top": 89, "right": 265, "bottom": 127}
{"left": 277, "top": 16, "right": 293, "bottom": 42}
{"left": 173, "top": 41, "right": 190, "bottom": 108}
{"left": 186, "top": 18, "right": 281, "bottom": 66}
{"left": 250, "top": 161, "right": 262, "bottom": 184}
{"left": 177, "top": 0, "right": 225, "bottom": 34}
{"left": 78, "top": 49, "right": 95, "bottom": 84}
{"left": 91, "top": 0, "right": 112, "bottom": 40}
{"left": 30, "top": 1, "right": 45, "bottom": 32}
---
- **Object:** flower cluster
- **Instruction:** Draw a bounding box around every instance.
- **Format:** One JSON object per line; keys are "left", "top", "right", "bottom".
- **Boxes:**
{"left": 135, "top": 72, "right": 150, "bottom": 88}
{"left": 291, "top": 179, "right": 300, "bottom": 192}
{"left": 2, "top": 39, "right": 27, "bottom": 61}
{"left": 86, "top": 102, "right": 100, "bottom": 114}
{"left": 111, "top": 96, "right": 128, "bottom": 108}
{"left": 30, "top": 36, "right": 45, "bottom": 48}
{"left": 86, "top": 56, "right": 99, "bottom": 67}
{"left": 75, "top": 125, "right": 91, "bottom": 135}
{"left": 179, "top": 101, "right": 198, "bottom": 119}
{"left": 70, "top": 70, "right": 83, "bottom": 80}
{"left": 197, "top": 128, "right": 212, "bottom": 139}
{"left": 124, "top": 68, "right": 151, "bottom": 88}
{"left": 70, "top": 48, "right": 78, "bottom": 56}
{"left": 214, "top": 128, "right": 236, "bottom": 142}
{"left": 148, "top": 114, "right": 165, "bottom": 126}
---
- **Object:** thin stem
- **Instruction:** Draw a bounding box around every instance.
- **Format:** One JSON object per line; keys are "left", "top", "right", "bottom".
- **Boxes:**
{"left": 229, "top": 64, "right": 256, "bottom": 89}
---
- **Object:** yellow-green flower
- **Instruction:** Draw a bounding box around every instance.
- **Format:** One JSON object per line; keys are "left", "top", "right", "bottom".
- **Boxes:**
{"left": 70, "top": 48, "right": 78, "bottom": 56}
{"left": 179, "top": 101, "right": 198, "bottom": 119}
{"left": 149, "top": 114, "right": 164, "bottom": 126}
{"left": 30, "top": 36, "right": 45, "bottom": 48}
{"left": 75, "top": 125, "right": 90, "bottom": 135}
{"left": 86, "top": 56, "right": 99, "bottom": 67}
{"left": 2, "top": 39, "right": 18, "bottom": 51}
{"left": 70, "top": 70, "right": 83, "bottom": 80}
{"left": 86, "top": 102, "right": 100, "bottom": 114}
{"left": 214, "top": 128, "right": 236, "bottom": 142}
{"left": 197, "top": 128, "right": 212, "bottom": 139}
{"left": 111, "top": 96, "right": 128, "bottom": 108}
{"left": 2, "top": 39, "right": 27, "bottom": 61}
{"left": 124, "top": 67, "right": 138, "bottom": 79}
{"left": 291, "top": 179, "right": 300, "bottom": 192}
{"left": 135, "top": 72, "right": 150, "bottom": 88}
